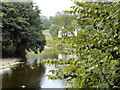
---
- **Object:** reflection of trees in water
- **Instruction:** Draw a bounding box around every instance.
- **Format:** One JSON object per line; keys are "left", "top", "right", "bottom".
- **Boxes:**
{"left": 40, "top": 48, "right": 68, "bottom": 60}
{"left": 2, "top": 60, "right": 45, "bottom": 88}
{"left": 2, "top": 48, "right": 69, "bottom": 88}
{"left": 26, "top": 48, "right": 68, "bottom": 61}
{"left": 40, "top": 49, "right": 59, "bottom": 60}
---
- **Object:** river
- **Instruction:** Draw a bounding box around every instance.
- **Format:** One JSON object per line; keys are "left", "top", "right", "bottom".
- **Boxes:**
{"left": 0, "top": 48, "right": 75, "bottom": 89}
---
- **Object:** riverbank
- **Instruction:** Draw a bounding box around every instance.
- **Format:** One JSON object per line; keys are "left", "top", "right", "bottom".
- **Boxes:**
{"left": 45, "top": 46, "right": 74, "bottom": 50}
{"left": 43, "top": 29, "right": 73, "bottom": 49}
{"left": 0, "top": 58, "right": 23, "bottom": 69}
{"left": 46, "top": 38, "right": 73, "bottom": 48}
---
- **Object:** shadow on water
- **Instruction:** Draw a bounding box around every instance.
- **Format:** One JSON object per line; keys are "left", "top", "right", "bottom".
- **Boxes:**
{"left": 1, "top": 48, "right": 73, "bottom": 89}
{"left": 2, "top": 60, "right": 45, "bottom": 88}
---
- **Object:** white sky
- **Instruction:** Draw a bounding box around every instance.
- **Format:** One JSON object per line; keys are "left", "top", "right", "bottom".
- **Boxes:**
{"left": 33, "top": 0, "right": 75, "bottom": 18}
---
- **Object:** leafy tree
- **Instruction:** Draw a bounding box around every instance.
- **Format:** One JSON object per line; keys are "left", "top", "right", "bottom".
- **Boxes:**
{"left": 41, "top": 15, "right": 51, "bottom": 30}
{"left": 49, "top": 12, "right": 73, "bottom": 38}
{"left": 42, "top": 1, "right": 120, "bottom": 88}
{"left": 49, "top": 16, "right": 54, "bottom": 24}
{"left": 52, "top": 12, "right": 72, "bottom": 28}
{"left": 2, "top": 2, "right": 46, "bottom": 59}
{"left": 49, "top": 24, "right": 59, "bottom": 38}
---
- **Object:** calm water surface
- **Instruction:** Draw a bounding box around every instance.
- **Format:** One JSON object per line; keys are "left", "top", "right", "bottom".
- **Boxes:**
{"left": 0, "top": 48, "right": 72, "bottom": 89}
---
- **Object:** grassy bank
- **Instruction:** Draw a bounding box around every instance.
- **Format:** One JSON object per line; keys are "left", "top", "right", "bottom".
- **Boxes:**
{"left": 43, "top": 30, "right": 72, "bottom": 48}
{"left": 46, "top": 38, "right": 72, "bottom": 48}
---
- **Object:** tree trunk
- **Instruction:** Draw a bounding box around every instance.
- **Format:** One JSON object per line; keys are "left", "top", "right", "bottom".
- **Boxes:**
{"left": 15, "top": 44, "right": 26, "bottom": 60}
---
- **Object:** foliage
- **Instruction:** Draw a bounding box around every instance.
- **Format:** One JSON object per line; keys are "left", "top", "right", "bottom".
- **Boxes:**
{"left": 39, "top": 49, "right": 60, "bottom": 60}
{"left": 84, "top": 25, "right": 95, "bottom": 32}
{"left": 49, "top": 12, "right": 73, "bottom": 38}
{"left": 2, "top": 2, "right": 46, "bottom": 59}
{"left": 41, "top": 15, "right": 51, "bottom": 30}
{"left": 41, "top": 1, "right": 120, "bottom": 88}
{"left": 43, "top": 29, "right": 52, "bottom": 40}
{"left": 52, "top": 12, "right": 72, "bottom": 28}
{"left": 43, "top": 29, "right": 72, "bottom": 48}
{"left": 49, "top": 24, "right": 59, "bottom": 38}
{"left": 46, "top": 38, "right": 72, "bottom": 48}
{"left": 49, "top": 16, "right": 54, "bottom": 24}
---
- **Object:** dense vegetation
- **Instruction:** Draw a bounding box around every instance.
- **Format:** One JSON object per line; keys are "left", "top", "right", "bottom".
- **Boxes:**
{"left": 42, "top": 1, "right": 120, "bottom": 88}
{"left": 41, "top": 12, "right": 74, "bottom": 48}
{"left": 41, "top": 15, "right": 51, "bottom": 30}
{"left": 49, "top": 12, "right": 73, "bottom": 38}
{"left": 46, "top": 38, "right": 72, "bottom": 48}
{"left": 2, "top": 2, "right": 46, "bottom": 59}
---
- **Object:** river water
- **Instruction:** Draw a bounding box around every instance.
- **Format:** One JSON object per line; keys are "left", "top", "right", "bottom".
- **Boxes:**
{"left": 0, "top": 48, "right": 75, "bottom": 89}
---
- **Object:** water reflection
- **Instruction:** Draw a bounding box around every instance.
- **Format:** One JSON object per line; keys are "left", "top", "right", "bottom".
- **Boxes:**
{"left": 41, "top": 65, "right": 66, "bottom": 88}
{"left": 2, "top": 60, "right": 45, "bottom": 88}
{"left": 1, "top": 48, "right": 75, "bottom": 88}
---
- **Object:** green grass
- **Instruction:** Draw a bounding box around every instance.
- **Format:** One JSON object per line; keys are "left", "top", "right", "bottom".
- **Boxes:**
{"left": 46, "top": 38, "right": 72, "bottom": 48}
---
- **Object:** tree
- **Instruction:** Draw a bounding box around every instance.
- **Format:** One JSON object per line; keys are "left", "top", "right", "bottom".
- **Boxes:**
{"left": 41, "top": 15, "right": 51, "bottom": 30}
{"left": 42, "top": 1, "right": 120, "bottom": 88}
{"left": 49, "top": 12, "right": 73, "bottom": 38}
{"left": 2, "top": 2, "right": 46, "bottom": 59}
{"left": 49, "top": 24, "right": 59, "bottom": 38}
{"left": 52, "top": 12, "right": 72, "bottom": 28}
{"left": 49, "top": 16, "right": 54, "bottom": 24}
